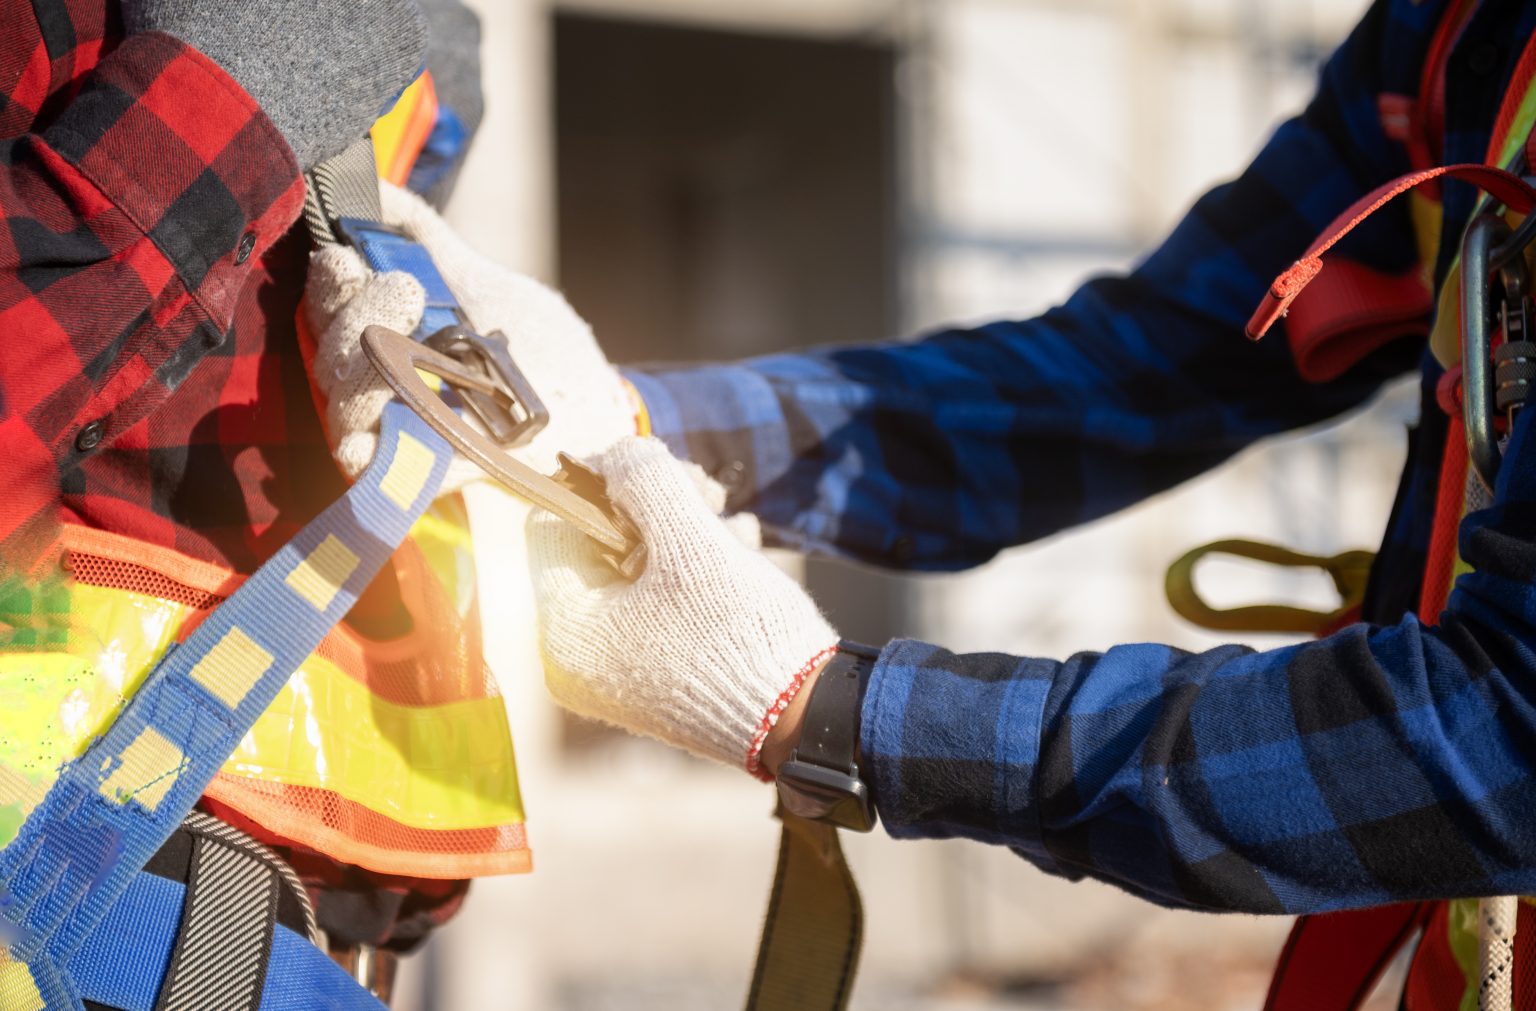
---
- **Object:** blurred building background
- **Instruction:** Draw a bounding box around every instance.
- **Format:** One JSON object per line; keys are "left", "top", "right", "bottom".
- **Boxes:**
{"left": 397, "top": 0, "right": 1413, "bottom": 1007}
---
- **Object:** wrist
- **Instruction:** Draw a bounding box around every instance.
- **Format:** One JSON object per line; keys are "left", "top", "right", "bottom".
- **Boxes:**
{"left": 748, "top": 646, "right": 839, "bottom": 781}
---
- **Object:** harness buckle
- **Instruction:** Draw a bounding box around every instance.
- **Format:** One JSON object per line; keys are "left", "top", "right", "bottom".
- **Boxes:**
{"left": 423, "top": 324, "right": 550, "bottom": 448}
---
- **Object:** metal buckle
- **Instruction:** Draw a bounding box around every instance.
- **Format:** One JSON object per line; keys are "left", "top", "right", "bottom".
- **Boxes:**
{"left": 423, "top": 325, "right": 549, "bottom": 447}
{"left": 361, "top": 324, "right": 646, "bottom": 578}
{"left": 1462, "top": 212, "right": 1536, "bottom": 491}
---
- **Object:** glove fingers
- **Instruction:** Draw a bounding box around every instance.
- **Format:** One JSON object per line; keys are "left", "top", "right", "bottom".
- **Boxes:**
{"left": 594, "top": 438, "right": 738, "bottom": 567}
{"left": 721, "top": 513, "right": 763, "bottom": 550}
{"left": 329, "top": 382, "right": 394, "bottom": 478}
{"left": 305, "top": 246, "right": 370, "bottom": 323}
{"left": 528, "top": 509, "right": 618, "bottom": 598}
{"left": 315, "top": 271, "right": 426, "bottom": 396}
{"left": 681, "top": 460, "right": 729, "bottom": 515}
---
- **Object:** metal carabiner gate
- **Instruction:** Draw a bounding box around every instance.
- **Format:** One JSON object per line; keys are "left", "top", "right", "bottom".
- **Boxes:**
{"left": 1460, "top": 210, "right": 1536, "bottom": 491}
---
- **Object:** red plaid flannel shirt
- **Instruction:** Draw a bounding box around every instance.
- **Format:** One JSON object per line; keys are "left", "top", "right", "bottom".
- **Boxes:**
{"left": 0, "top": 0, "right": 344, "bottom": 578}
{"left": 1, "top": 1, "right": 471, "bottom": 946}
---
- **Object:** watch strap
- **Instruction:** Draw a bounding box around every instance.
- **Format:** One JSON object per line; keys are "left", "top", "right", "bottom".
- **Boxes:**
{"left": 792, "top": 640, "right": 878, "bottom": 775}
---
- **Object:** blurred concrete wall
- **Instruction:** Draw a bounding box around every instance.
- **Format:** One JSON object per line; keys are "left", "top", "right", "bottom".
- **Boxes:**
{"left": 400, "top": 1, "right": 1392, "bottom": 1008}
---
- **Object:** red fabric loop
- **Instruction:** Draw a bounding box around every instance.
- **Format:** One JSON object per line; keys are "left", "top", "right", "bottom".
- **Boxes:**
{"left": 1284, "top": 259, "right": 1433, "bottom": 382}
{"left": 1247, "top": 165, "right": 1536, "bottom": 341}
{"left": 1435, "top": 366, "right": 1464, "bottom": 417}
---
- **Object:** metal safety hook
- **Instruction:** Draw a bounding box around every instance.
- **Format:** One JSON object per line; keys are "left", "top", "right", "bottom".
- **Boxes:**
{"left": 361, "top": 324, "right": 647, "bottom": 578}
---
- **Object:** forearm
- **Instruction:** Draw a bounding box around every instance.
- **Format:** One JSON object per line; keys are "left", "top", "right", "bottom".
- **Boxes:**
{"left": 626, "top": 1, "right": 1418, "bottom": 571}
{"left": 858, "top": 410, "right": 1536, "bottom": 917}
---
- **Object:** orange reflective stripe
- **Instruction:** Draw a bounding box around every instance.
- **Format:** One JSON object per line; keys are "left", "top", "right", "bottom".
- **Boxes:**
{"left": 371, "top": 72, "right": 439, "bottom": 187}
{"left": 204, "top": 781, "right": 531, "bottom": 880}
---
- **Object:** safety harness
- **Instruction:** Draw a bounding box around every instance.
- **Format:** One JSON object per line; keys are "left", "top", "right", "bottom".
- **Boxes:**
{"left": 1168, "top": 8, "right": 1536, "bottom": 1009}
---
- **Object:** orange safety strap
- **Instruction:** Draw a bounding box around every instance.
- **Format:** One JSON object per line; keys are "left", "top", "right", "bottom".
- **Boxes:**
{"left": 1420, "top": 417, "right": 1469, "bottom": 622}
{"left": 1417, "top": 0, "right": 1479, "bottom": 175}
{"left": 1280, "top": 0, "right": 1480, "bottom": 385}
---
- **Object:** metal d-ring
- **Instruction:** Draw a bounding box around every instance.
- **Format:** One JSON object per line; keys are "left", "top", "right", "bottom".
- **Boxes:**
{"left": 1461, "top": 212, "right": 1509, "bottom": 493}
{"left": 361, "top": 324, "right": 646, "bottom": 578}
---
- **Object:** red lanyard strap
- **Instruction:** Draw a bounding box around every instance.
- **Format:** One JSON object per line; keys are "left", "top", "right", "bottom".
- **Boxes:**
{"left": 1246, "top": 164, "right": 1536, "bottom": 341}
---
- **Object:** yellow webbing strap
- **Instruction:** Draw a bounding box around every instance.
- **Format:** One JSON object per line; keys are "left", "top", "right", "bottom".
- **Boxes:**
{"left": 746, "top": 810, "right": 862, "bottom": 1011}
{"left": 1165, "top": 539, "right": 1375, "bottom": 636}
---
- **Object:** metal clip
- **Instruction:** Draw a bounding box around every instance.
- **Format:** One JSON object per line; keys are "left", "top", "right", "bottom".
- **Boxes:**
{"left": 1495, "top": 252, "right": 1534, "bottom": 423}
{"left": 423, "top": 325, "right": 550, "bottom": 447}
{"left": 362, "top": 324, "right": 646, "bottom": 578}
{"left": 1463, "top": 211, "right": 1536, "bottom": 491}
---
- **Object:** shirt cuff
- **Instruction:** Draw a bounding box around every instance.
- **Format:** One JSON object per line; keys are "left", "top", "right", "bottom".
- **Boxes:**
{"left": 40, "top": 31, "right": 305, "bottom": 333}
{"left": 860, "top": 638, "right": 1061, "bottom": 869}
{"left": 621, "top": 363, "right": 795, "bottom": 510}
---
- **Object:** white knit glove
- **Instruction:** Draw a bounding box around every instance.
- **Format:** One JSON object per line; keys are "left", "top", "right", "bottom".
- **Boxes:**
{"left": 529, "top": 437, "right": 838, "bottom": 777}
{"left": 302, "top": 182, "right": 636, "bottom": 488}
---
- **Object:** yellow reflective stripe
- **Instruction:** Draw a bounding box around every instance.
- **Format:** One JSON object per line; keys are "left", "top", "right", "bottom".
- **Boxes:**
{"left": 1446, "top": 897, "right": 1482, "bottom": 1011}
{"left": 285, "top": 534, "right": 360, "bottom": 612}
{"left": 0, "top": 577, "right": 521, "bottom": 847}
{"left": 1429, "top": 75, "right": 1536, "bottom": 369}
{"left": 225, "top": 653, "right": 523, "bottom": 831}
{"left": 99, "top": 726, "right": 185, "bottom": 811}
{"left": 380, "top": 433, "right": 437, "bottom": 510}
{"left": 0, "top": 953, "right": 45, "bottom": 1011}
{"left": 0, "top": 587, "right": 183, "bottom": 844}
{"left": 1492, "top": 72, "right": 1536, "bottom": 172}
{"left": 188, "top": 627, "right": 274, "bottom": 710}
{"left": 412, "top": 497, "right": 477, "bottom": 616}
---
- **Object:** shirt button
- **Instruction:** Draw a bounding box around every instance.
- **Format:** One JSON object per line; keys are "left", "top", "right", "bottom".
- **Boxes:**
{"left": 717, "top": 460, "right": 746, "bottom": 490}
{"left": 235, "top": 232, "right": 257, "bottom": 264}
{"left": 1467, "top": 42, "right": 1501, "bottom": 76}
{"left": 75, "top": 419, "right": 106, "bottom": 452}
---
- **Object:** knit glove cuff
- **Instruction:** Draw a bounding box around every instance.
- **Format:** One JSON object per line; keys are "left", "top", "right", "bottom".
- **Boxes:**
{"left": 530, "top": 437, "right": 838, "bottom": 774}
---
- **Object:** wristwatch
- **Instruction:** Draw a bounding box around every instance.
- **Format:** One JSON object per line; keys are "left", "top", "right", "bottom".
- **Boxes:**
{"left": 774, "top": 640, "right": 881, "bottom": 833}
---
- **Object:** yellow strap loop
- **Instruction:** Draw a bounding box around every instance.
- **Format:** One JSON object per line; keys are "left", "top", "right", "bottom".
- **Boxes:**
{"left": 1164, "top": 539, "right": 1375, "bottom": 635}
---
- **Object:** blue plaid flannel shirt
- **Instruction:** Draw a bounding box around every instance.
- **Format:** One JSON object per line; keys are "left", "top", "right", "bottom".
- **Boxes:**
{"left": 625, "top": 0, "right": 1536, "bottom": 915}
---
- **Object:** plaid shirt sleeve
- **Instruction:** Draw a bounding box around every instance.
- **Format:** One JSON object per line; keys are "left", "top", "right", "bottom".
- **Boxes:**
{"left": 624, "top": 0, "right": 1420, "bottom": 572}
{"left": 0, "top": 20, "right": 304, "bottom": 560}
{"left": 861, "top": 398, "right": 1536, "bottom": 915}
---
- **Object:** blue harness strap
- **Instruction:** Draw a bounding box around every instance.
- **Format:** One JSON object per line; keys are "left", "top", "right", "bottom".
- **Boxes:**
{"left": 0, "top": 222, "right": 464, "bottom": 1009}
{"left": 336, "top": 216, "right": 465, "bottom": 337}
{"left": 69, "top": 873, "right": 376, "bottom": 1011}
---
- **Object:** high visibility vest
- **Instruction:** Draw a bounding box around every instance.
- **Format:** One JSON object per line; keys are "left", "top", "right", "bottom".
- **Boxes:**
{"left": 0, "top": 518, "right": 531, "bottom": 882}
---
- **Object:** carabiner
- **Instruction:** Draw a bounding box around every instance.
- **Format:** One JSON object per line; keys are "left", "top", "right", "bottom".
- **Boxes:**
{"left": 1463, "top": 209, "right": 1536, "bottom": 491}
{"left": 1461, "top": 213, "right": 1510, "bottom": 491}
